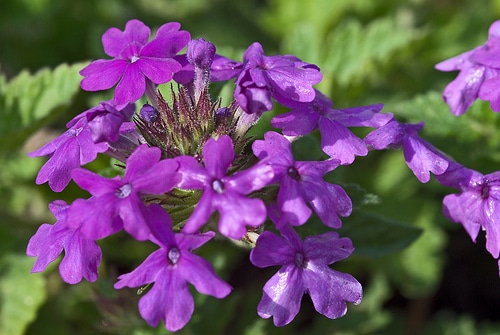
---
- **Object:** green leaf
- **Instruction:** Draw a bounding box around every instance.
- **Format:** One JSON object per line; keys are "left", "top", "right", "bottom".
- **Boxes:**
{"left": 322, "top": 17, "right": 422, "bottom": 88}
{"left": 340, "top": 210, "right": 422, "bottom": 258}
{"left": 281, "top": 22, "right": 322, "bottom": 65}
{"left": 0, "top": 253, "right": 47, "bottom": 335}
{"left": 0, "top": 62, "right": 86, "bottom": 151}
{"left": 261, "top": 0, "right": 373, "bottom": 39}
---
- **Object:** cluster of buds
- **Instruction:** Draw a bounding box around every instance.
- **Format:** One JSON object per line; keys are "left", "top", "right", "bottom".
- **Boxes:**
{"left": 26, "top": 18, "right": 500, "bottom": 331}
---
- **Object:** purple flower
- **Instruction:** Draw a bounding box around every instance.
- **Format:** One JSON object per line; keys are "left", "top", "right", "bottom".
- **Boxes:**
{"left": 272, "top": 90, "right": 390, "bottom": 165}
{"left": 437, "top": 165, "right": 500, "bottom": 261}
{"left": 436, "top": 21, "right": 500, "bottom": 115}
{"left": 67, "top": 101, "right": 136, "bottom": 143}
{"left": 364, "top": 119, "right": 450, "bottom": 183}
{"left": 80, "top": 19, "right": 190, "bottom": 105}
{"left": 28, "top": 116, "right": 109, "bottom": 192}
{"left": 67, "top": 144, "right": 180, "bottom": 241}
{"left": 234, "top": 42, "right": 322, "bottom": 115}
{"left": 114, "top": 204, "right": 231, "bottom": 332}
{"left": 252, "top": 131, "right": 351, "bottom": 228}
{"left": 176, "top": 135, "right": 274, "bottom": 239}
{"left": 26, "top": 200, "right": 102, "bottom": 284}
{"left": 250, "top": 225, "right": 362, "bottom": 327}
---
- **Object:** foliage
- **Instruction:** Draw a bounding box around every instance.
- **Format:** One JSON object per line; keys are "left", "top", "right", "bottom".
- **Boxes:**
{"left": 1, "top": 0, "right": 500, "bottom": 334}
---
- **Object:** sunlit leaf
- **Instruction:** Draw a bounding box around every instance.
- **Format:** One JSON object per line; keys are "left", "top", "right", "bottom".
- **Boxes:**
{"left": 0, "top": 62, "right": 86, "bottom": 151}
{"left": 0, "top": 253, "right": 47, "bottom": 335}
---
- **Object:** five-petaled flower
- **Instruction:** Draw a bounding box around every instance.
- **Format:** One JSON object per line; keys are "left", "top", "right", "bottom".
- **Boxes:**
{"left": 80, "top": 19, "right": 190, "bottom": 105}
{"left": 67, "top": 144, "right": 180, "bottom": 241}
{"left": 176, "top": 135, "right": 274, "bottom": 239}
{"left": 114, "top": 204, "right": 232, "bottom": 332}
{"left": 252, "top": 131, "right": 352, "bottom": 228}
{"left": 250, "top": 224, "right": 362, "bottom": 327}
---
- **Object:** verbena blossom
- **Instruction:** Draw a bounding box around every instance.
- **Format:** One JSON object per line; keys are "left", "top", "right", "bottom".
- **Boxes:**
{"left": 272, "top": 89, "right": 390, "bottom": 165}
{"left": 80, "top": 19, "right": 190, "bottom": 105}
{"left": 67, "top": 101, "right": 136, "bottom": 143}
{"left": 28, "top": 115, "right": 109, "bottom": 192}
{"left": 250, "top": 224, "right": 362, "bottom": 327}
{"left": 67, "top": 144, "right": 180, "bottom": 241}
{"left": 436, "top": 162, "right": 500, "bottom": 272}
{"left": 252, "top": 131, "right": 351, "bottom": 228}
{"left": 364, "top": 119, "right": 450, "bottom": 183}
{"left": 234, "top": 42, "right": 322, "bottom": 115}
{"left": 26, "top": 200, "right": 102, "bottom": 284}
{"left": 114, "top": 204, "right": 231, "bottom": 332}
{"left": 435, "top": 20, "right": 500, "bottom": 115}
{"left": 176, "top": 135, "right": 274, "bottom": 239}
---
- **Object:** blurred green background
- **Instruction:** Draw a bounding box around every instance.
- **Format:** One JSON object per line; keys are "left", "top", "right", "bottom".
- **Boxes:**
{"left": 2, "top": 0, "right": 500, "bottom": 334}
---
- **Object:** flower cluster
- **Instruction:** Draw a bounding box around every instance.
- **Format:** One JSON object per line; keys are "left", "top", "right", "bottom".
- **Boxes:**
{"left": 26, "top": 18, "right": 500, "bottom": 331}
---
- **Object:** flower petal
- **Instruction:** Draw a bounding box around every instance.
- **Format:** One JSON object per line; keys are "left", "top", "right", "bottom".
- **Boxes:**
{"left": 216, "top": 192, "right": 267, "bottom": 239}
{"left": 202, "top": 136, "right": 234, "bottom": 179}
{"left": 304, "top": 264, "right": 362, "bottom": 320}
{"left": 304, "top": 232, "right": 354, "bottom": 264}
{"left": 257, "top": 265, "right": 304, "bottom": 327}
{"left": 27, "top": 223, "right": 63, "bottom": 272}
{"left": 319, "top": 118, "right": 367, "bottom": 165}
{"left": 113, "top": 63, "right": 146, "bottom": 105}
{"left": 182, "top": 191, "right": 216, "bottom": 234}
{"left": 59, "top": 231, "right": 102, "bottom": 284}
{"left": 250, "top": 231, "right": 295, "bottom": 268}
{"left": 71, "top": 168, "right": 120, "bottom": 196}
{"left": 179, "top": 253, "right": 231, "bottom": 298}
{"left": 80, "top": 59, "right": 127, "bottom": 91}
{"left": 137, "top": 58, "right": 181, "bottom": 84}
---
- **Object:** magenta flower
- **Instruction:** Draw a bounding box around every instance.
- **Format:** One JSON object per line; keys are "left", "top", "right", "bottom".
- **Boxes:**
{"left": 272, "top": 89, "right": 390, "bottom": 165}
{"left": 67, "top": 144, "right": 180, "bottom": 241}
{"left": 114, "top": 204, "right": 231, "bottom": 332}
{"left": 176, "top": 135, "right": 274, "bottom": 239}
{"left": 436, "top": 20, "right": 500, "bottom": 115}
{"left": 28, "top": 116, "right": 109, "bottom": 192}
{"left": 250, "top": 225, "right": 362, "bottom": 327}
{"left": 252, "top": 131, "right": 351, "bottom": 228}
{"left": 67, "top": 101, "right": 135, "bottom": 143}
{"left": 234, "top": 42, "right": 322, "bottom": 115}
{"left": 437, "top": 164, "right": 500, "bottom": 263}
{"left": 26, "top": 200, "right": 102, "bottom": 284}
{"left": 80, "top": 19, "right": 190, "bottom": 105}
{"left": 364, "top": 119, "right": 450, "bottom": 183}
